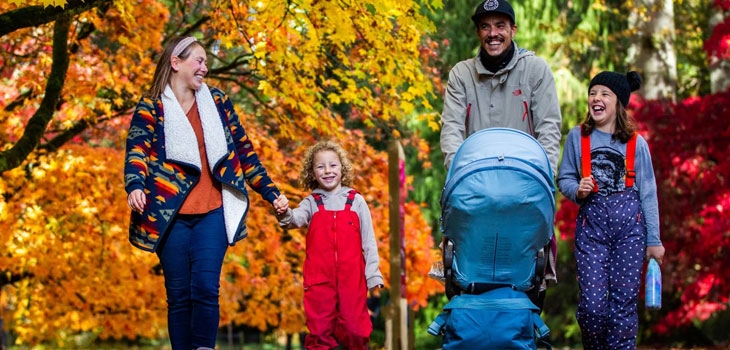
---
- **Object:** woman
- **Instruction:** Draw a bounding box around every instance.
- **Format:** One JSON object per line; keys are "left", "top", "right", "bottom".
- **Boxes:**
{"left": 124, "top": 36, "right": 287, "bottom": 349}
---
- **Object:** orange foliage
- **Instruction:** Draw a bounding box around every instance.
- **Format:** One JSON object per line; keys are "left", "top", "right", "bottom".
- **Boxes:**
{"left": 0, "top": 0, "right": 443, "bottom": 344}
{"left": 0, "top": 128, "right": 441, "bottom": 343}
{"left": 0, "top": 146, "right": 167, "bottom": 343}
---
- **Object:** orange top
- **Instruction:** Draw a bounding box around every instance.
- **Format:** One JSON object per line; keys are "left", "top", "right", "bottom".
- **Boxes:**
{"left": 179, "top": 101, "right": 223, "bottom": 214}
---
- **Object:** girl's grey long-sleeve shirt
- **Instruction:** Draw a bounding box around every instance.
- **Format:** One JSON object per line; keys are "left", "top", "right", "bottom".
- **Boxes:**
{"left": 279, "top": 186, "right": 384, "bottom": 289}
{"left": 558, "top": 127, "right": 661, "bottom": 246}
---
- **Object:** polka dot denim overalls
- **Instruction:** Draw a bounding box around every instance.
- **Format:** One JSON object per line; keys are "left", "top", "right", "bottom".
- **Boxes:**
{"left": 575, "top": 187, "right": 646, "bottom": 350}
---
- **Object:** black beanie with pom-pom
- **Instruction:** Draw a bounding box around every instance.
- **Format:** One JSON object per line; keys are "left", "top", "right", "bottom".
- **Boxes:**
{"left": 589, "top": 71, "right": 642, "bottom": 107}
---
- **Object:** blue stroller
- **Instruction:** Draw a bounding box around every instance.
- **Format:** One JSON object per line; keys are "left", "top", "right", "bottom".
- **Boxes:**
{"left": 429, "top": 128, "right": 554, "bottom": 349}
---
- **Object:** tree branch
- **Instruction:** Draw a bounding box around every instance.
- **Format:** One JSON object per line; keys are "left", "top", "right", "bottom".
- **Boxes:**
{"left": 38, "top": 105, "right": 134, "bottom": 152}
{"left": 39, "top": 119, "right": 91, "bottom": 152}
{"left": 0, "top": 271, "right": 33, "bottom": 288}
{"left": 0, "top": 13, "right": 71, "bottom": 173}
{"left": 0, "top": 0, "right": 108, "bottom": 37}
{"left": 208, "top": 54, "right": 254, "bottom": 76}
{"left": 3, "top": 89, "right": 33, "bottom": 112}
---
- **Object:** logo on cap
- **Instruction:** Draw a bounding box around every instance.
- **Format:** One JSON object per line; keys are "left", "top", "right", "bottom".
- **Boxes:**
{"left": 484, "top": 0, "right": 499, "bottom": 11}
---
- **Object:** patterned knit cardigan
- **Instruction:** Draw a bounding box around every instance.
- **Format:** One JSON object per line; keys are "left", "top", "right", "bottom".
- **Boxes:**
{"left": 124, "top": 87, "right": 280, "bottom": 252}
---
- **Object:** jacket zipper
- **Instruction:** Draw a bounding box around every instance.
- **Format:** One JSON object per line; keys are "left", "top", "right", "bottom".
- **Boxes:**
{"left": 465, "top": 103, "right": 471, "bottom": 137}
{"left": 522, "top": 100, "right": 533, "bottom": 135}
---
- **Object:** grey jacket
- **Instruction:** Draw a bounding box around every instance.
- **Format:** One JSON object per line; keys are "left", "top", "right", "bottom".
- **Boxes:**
{"left": 440, "top": 43, "right": 562, "bottom": 175}
{"left": 279, "top": 186, "right": 384, "bottom": 289}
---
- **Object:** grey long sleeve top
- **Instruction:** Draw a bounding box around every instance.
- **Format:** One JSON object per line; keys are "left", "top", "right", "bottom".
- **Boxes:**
{"left": 279, "top": 186, "right": 384, "bottom": 289}
{"left": 558, "top": 127, "right": 661, "bottom": 246}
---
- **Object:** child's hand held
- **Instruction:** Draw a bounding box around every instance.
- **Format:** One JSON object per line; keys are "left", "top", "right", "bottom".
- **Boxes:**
{"left": 273, "top": 194, "right": 289, "bottom": 215}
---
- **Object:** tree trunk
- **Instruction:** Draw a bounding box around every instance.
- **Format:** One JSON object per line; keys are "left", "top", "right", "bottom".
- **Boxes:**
{"left": 628, "top": 0, "right": 678, "bottom": 101}
{"left": 708, "top": 10, "right": 730, "bottom": 94}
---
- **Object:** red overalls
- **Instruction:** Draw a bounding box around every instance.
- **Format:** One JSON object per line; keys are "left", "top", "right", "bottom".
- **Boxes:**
{"left": 304, "top": 190, "right": 371, "bottom": 350}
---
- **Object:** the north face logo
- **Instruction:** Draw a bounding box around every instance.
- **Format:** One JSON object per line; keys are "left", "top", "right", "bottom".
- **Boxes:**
{"left": 484, "top": 0, "right": 499, "bottom": 11}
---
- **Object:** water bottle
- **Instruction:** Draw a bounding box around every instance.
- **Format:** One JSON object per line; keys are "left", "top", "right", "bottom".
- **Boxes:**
{"left": 645, "top": 258, "right": 662, "bottom": 310}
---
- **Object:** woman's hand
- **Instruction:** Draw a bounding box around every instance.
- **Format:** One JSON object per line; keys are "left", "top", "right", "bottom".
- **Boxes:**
{"left": 127, "top": 189, "right": 146, "bottom": 213}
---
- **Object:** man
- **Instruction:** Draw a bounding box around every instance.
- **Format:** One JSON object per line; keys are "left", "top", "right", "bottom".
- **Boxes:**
{"left": 440, "top": 0, "right": 562, "bottom": 174}
{"left": 439, "top": 0, "right": 562, "bottom": 310}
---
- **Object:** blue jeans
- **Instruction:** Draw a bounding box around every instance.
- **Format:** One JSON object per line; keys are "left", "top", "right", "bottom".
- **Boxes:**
{"left": 157, "top": 207, "right": 227, "bottom": 349}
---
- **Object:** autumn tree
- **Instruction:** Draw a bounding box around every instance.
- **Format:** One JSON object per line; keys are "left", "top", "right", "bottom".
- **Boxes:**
{"left": 633, "top": 0, "right": 730, "bottom": 343}
{"left": 0, "top": 0, "right": 443, "bottom": 344}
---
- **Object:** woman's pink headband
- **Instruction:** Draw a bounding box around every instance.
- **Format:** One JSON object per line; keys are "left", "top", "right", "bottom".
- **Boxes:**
{"left": 171, "top": 37, "right": 198, "bottom": 59}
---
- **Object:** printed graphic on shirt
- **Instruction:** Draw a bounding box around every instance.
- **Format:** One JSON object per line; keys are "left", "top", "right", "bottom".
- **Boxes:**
{"left": 591, "top": 147, "right": 626, "bottom": 196}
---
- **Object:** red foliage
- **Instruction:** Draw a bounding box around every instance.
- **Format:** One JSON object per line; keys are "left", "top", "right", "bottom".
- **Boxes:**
{"left": 555, "top": 198, "right": 578, "bottom": 242}
{"left": 704, "top": 16, "right": 730, "bottom": 62}
{"left": 706, "top": 1, "right": 730, "bottom": 62}
{"left": 633, "top": 91, "right": 730, "bottom": 333}
{"left": 715, "top": 0, "right": 730, "bottom": 11}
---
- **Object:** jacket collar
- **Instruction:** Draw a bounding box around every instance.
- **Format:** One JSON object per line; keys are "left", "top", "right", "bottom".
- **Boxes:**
{"left": 161, "top": 83, "right": 228, "bottom": 171}
{"left": 474, "top": 42, "right": 535, "bottom": 77}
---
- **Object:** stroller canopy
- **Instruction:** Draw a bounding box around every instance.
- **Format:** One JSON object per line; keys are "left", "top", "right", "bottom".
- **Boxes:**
{"left": 441, "top": 128, "right": 555, "bottom": 292}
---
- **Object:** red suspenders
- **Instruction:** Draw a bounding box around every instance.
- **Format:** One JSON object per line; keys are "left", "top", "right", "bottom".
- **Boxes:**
{"left": 581, "top": 130, "right": 638, "bottom": 192}
{"left": 625, "top": 133, "right": 638, "bottom": 187}
{"left": 312, "top": 190, "right": 358, "bottom": 210}
{"left": 580, "top": 133, "right": 595, "bottom": 192}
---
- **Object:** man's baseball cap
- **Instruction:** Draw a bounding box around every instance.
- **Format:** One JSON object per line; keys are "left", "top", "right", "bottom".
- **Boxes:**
{"left": 471, "top": 0, "right": 516, "bottom": 25}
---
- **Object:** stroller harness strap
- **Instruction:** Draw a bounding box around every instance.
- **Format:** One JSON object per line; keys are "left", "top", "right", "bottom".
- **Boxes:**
{"left": 443, "top": 294, "right": 539, "bottom": 311}
{"left": 581, "top": 129, "right": 638, "bottom": 192}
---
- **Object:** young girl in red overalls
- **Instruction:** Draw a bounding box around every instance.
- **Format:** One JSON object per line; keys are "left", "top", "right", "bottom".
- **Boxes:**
{"left": 278, "top": 141, "right": 384, "bottom": 349}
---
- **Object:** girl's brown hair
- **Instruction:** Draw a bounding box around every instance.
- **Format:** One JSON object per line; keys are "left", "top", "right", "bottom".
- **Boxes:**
{"left": 299, "top": 141, "right": 354, "bottom": 191}
{"left": 580, "top": 99, "right": 636, "bottom": 143}
{"left": 144, "top": 36, "right": 205, "bottom": 98}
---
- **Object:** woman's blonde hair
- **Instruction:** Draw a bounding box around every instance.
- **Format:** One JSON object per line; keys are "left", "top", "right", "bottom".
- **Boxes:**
{"left": 299, "top": 141, "right": 354, "bottom": 191}
{"left": 145, "top": 36, "right": 205, "bottom": 98}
